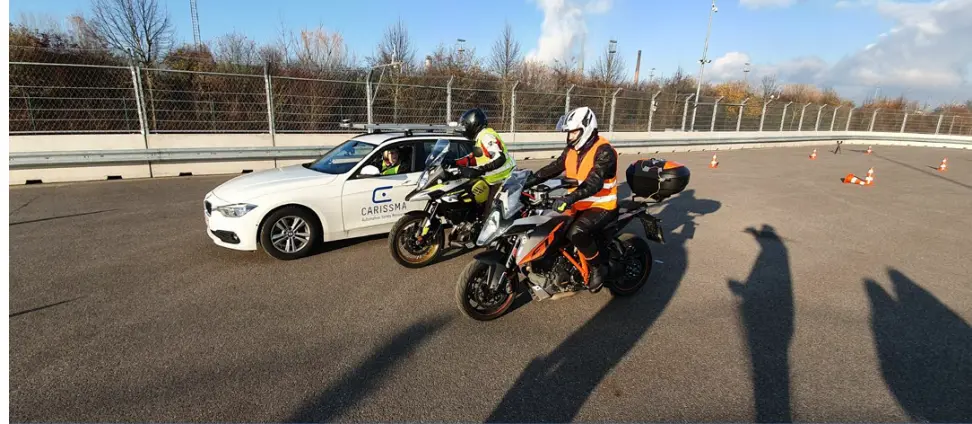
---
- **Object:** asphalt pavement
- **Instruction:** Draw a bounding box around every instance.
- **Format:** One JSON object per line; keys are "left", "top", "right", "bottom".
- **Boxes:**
{"left": 9, "top": 144, "right": 972, "bottom": 422}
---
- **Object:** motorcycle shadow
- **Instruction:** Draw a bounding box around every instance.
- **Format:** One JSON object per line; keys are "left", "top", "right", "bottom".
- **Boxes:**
{"left": 485, "top": 187, "right": 722, "bottom": 422}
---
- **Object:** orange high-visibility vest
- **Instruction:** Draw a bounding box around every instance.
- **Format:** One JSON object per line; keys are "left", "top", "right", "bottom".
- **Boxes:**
{"left": 565, "top": 136, "right": 618, "bottom": 211}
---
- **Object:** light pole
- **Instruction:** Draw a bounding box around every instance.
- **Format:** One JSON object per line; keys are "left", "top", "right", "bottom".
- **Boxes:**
{"left": 743, "top": 62, "right": 751, "bottom": 86}
{"left": 692, "top": 0, "right": 718, "bottom": 129}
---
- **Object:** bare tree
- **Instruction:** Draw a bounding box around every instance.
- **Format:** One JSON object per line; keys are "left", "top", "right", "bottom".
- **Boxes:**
{"left": 294, "top": 24, "right": 353, "bottom": 71}
{"left": 760, "top": 75, "right": 780, "bottom": 100}
{"left": 490, "top": 22, "right": 522, "bottom": 80}
{"left": 213, "top": 32, "right": 257, "bottom": 67}
{"left": 367, "top": 18, "right": 416, "bottom": 70}
{"left": 88, "top": 0, "right": 174, "bottom": 65}
{"left": 588, "top": 44, "right": 627, "bottom": 87}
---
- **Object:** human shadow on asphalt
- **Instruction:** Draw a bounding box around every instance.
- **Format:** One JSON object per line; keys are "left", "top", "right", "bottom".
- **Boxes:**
{"left": 727, "top": 224, "right": 794, "bottom": 423}
{"left": 484, "top": 188, "right": 721, "bottom": 423}
{"left": 285, "top": 313, "right": 453, "bottom": 422}
{"left": 864, "top": 268, "right": 972, "bottom": 423}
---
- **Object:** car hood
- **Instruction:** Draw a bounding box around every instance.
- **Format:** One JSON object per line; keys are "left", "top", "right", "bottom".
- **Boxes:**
{"left": 212, "top": 164, "right": 339, "bottom": 201}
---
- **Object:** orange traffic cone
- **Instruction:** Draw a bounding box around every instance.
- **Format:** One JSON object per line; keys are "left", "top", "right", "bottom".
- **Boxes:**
{"left": 866, "top": 146, "right": 873, "bottom": 154}
{"left": 709, "top": 154, "right": 719, "bottom": 168}
{"left": 843, "top": 174, "right": 865, "bottom": 185}
{"left": 865, "top": 167, "right": 875, "bottom": 185}
{"left": 809, "top": 149, "right": 817, "bottom": 160}
{"left": 938, "top": 158, "right": 948, "bottom": 172}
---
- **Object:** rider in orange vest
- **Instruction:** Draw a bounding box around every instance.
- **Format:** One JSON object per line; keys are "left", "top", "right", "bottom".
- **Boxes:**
{"left": 527, "top": 106, "right": 619, "bottom": 292}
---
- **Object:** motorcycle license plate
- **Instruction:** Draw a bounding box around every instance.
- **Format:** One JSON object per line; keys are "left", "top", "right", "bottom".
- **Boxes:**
{"left": 641, "top": 215, "right": 665, "bottom": 244}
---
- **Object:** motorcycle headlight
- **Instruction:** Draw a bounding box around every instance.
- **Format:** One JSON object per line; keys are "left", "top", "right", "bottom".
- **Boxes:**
{"left": 476, "top": 210, "right": 503, "bottom": 246}
{"left": 215, "top": 203, "right": 258, "bottom": 218}
{"left": 417, "top": 172, "right": 430, "bottom": 189}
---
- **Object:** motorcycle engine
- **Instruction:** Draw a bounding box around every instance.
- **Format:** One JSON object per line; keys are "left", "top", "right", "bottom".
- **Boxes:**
{"left": 526, "top": 255, "right": 579, "bottom": 293}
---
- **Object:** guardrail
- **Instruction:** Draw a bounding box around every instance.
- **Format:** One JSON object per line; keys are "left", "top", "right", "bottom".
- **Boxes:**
{"left": 9, "top": 131, "right": 972, "bottom": 184}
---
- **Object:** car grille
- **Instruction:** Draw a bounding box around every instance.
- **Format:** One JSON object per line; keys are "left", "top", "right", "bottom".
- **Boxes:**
{"left": 204, "top": 200, "right": 212, "bottom": 216}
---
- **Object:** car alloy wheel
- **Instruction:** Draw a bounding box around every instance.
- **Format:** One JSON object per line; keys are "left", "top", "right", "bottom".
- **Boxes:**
{"left": 270, "top": 216, "right": 311, "bottom": 254}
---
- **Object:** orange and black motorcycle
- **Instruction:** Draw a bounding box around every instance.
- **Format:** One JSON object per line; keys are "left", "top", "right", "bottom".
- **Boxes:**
{"left": 455, "top": 158, "right": 690, "bottom": 321}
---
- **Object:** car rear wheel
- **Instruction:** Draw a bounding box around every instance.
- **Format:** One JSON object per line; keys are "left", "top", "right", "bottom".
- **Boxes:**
{"left": 260, "top": 206, "right": 319, "bottom": 260}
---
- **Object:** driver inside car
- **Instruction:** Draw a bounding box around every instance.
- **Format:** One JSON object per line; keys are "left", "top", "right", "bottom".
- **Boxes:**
{"left": 525, "top": 106, "right": 618, "bottom": 293}
{"left": 381, "top": 149, "right": 401, "bottom": 175}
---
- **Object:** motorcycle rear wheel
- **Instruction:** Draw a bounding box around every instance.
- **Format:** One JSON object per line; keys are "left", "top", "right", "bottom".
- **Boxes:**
{"left": 456, "top": 257, "right": 515, "bottom": 321}
{"left": 607, "top": 234, "right": 653, "bottom": 297}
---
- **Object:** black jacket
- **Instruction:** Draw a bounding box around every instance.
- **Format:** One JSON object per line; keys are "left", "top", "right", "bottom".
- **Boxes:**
{"left": 532, "top": 138, "right": 617, "bottom": 206}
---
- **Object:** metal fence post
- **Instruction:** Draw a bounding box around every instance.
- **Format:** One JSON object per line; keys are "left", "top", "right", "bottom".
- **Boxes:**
{"left": 682, "top": 94, "right": 696, "bottom": 132}
{"left": 799, "top": 103, "right": 810, "bottom": 131}
{"left": 711, "top": 96, "right": 723, "bottom": 132}
{"left": 846, "top": 109, "right": 853, "bottom": 131}
{"left": 565, "top": 85, "right": 575, "bottom": 115}
{"left": 128, "top": 64, "right": 148, "bottom": 146}
{"left": 366, "top": 69, "right": 374, "bottom": 125}
{"left": 780, "top": 102, "right": 792, "bottom": 131}
{"left": 263, "top": 64, "right": 276, "bottom": 145}
{"left": 609, "top": 87, "right": 622, "bottom": 136}
{"left": 900, "top": 112, "right": 908, "bottom": 133}
{"left": 510, "top": 80, "right": 519, "bottom": 134}
{"left": 759, "top": 99, "right": 773, "bottom": 132}
{"left": 830, "top": 105, "right": 841, "bottom": 131}
{"left": 446, "top": 76, "right": 454, "bottom": 123}
{"left": 690, "top": 95, "right": 700, "bottom": 132}
{"left": 935, "top": 114, "right": 944, "bottom": 134}
{"left": 869, "top": 108, "right": 880, "bottom": 132}
{"left": 949, "top": 115, "right": 956, "bottom": 134}
{"left": 736, "top": 97, "right": 749, "bottom": 132}
{"left": 815, "top": 105, "right": 827, "bottom": 131}
{"left": 648, "top": 91, "right": 660, "bottom": 132}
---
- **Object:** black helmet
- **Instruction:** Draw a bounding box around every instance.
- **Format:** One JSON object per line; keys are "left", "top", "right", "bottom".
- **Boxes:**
{"left": 458, "top": 108, "right": 488, "bottom": 140}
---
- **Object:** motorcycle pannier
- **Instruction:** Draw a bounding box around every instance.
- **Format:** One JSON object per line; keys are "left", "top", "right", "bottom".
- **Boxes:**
{"left": 625, "top": 158, "right": 691, "bottom": 201}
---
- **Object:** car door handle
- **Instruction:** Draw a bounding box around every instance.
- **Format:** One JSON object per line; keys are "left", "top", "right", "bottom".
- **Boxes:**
{"left": 403, "top": 177, "right": 417, "bottom": 185}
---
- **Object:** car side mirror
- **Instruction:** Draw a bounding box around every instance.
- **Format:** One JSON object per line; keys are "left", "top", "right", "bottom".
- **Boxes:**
{"left": 360, "top": 165, "right": 380, "bottom": 176}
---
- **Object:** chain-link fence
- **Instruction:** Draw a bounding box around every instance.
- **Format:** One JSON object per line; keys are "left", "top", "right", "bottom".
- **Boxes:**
{"left": 8, "top": 61, "right": 972, "bottom": 137}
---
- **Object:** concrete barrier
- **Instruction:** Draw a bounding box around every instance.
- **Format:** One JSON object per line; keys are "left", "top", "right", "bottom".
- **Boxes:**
{"left": 9, "top": 134, "right": 151, "bottom": 184}
{"left": 9, "top": 131, "right": 971, "bottom": 185}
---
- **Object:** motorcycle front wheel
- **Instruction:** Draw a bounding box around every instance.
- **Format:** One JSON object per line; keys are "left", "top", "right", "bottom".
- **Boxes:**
{"left": 455, "top": 256, "right": 516, "bottom": 321}
{"left": 607, "top": 234, "right": 653, "bottom": 297}
{"left": 388, "top": 212, "right": 444, "bottom": 268}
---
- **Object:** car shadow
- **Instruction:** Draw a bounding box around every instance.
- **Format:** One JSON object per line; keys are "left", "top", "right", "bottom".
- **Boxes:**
{"left": 285, "top": 313, "right": 454, "bottom": 422}
{"left": 864, "top": 268, "right": 972, "bottom": 422}
{"left": 484, "top": 188, "right": 721, "bottom": 422}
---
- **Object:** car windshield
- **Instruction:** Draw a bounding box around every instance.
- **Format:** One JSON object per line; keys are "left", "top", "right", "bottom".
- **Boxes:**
{"left": 306, "top": 140, "right": 376, "bottom": 174}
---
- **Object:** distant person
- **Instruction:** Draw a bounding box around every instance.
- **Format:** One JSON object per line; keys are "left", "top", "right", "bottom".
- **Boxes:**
{"left": 834, "top": 140, "right": 843, "bottom": 154}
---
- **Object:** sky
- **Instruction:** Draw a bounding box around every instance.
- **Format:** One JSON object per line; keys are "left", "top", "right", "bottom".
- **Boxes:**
{"left": 9, "top": 0, "right": 972, "bottom": 105}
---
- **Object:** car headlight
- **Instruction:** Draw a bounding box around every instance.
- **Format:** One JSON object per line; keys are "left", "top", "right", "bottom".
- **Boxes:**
{"left": 476, "top": 210, "right": 503, "bottom": 246}
{"left": 215, "top": 203, "right": 257, "bottom": 218}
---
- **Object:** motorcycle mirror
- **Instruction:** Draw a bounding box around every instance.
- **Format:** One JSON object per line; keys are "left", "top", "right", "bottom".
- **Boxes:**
{"left": 562, "top": 178, "right": 579, "bottom": 188}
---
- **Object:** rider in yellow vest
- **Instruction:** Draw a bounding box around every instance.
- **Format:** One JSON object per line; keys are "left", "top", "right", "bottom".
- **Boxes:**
{"left": 526, "top": 106, "right": 618, "bottom": 292}
{"left": 453, "top": 108, "right": 516, "bottom": 219}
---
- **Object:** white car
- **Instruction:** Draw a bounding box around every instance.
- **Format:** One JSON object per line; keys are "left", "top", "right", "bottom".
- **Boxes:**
{"left": 204, "top": 127, "right": 475, "bottom": 260}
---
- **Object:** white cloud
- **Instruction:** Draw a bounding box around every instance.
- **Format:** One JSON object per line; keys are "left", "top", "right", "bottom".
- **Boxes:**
{"left": 527, "top": 0, "right": 612, "bottom": 64}
{"left": 739, "top": 0, "right": 798, "bottom": 9}
{"left": 710, "top": 0, "right": 972, "bottom": 104}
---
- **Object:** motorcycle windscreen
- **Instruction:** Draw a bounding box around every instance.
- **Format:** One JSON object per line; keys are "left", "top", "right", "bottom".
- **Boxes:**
{"left": 516, "top": 215, "right": 571, "bottom": 266}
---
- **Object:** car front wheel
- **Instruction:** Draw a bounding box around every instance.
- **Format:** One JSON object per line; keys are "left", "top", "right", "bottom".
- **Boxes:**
{"left": 259, "top": 206, "right": 319, "bottom": 260}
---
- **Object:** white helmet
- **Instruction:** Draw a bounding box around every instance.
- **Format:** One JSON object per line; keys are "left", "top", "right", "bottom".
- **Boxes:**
{"left": 557, "top": 106, "right": 598, "bottom": 150}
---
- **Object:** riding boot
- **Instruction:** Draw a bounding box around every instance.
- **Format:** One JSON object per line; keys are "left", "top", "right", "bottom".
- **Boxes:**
{"left": 585, "top": 251, "right": 607, "bottom": 293}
